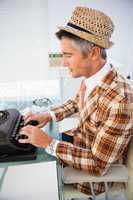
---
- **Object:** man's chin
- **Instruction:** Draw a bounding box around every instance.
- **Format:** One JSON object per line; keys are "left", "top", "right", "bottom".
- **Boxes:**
{"left": 68, "top": 71, "right": 80, "bottom": 78}
{"left": 71, "top": 74, "right": 80, "bottom": 78}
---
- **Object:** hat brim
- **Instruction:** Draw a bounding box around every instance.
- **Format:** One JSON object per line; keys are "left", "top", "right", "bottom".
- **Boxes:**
{"left": 57, "top": 26, "right": 113, "bottom": 49}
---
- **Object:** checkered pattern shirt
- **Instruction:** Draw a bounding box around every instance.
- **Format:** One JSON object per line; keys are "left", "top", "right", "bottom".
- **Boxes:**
{"left": 51, "top": 65, "right": 133, "bottom": 195}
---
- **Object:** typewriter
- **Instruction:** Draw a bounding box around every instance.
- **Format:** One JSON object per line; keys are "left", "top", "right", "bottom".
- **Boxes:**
{"left": 0, "top": 108, "right": 38, "bottom": 162}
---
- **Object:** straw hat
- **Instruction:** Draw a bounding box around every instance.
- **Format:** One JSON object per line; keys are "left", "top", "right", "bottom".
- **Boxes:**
{"left": 58, "top": 7, "right": 114, "bottom": 49}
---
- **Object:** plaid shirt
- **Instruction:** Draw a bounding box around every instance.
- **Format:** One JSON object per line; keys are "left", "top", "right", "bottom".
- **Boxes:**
{"left": 51, "top": 65, "right": 133, "bottom": 195}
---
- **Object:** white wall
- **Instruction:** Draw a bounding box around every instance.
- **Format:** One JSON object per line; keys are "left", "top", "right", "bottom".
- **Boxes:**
{"left": 0, "top": 0, "right": 50, "bottom": 82}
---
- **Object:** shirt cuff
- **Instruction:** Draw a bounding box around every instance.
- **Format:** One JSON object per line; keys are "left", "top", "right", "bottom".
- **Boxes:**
{"left": 45, "top": 139, "right": 59, "bottom": 157}
{"left": 48, "top": 110, "right": 57, "bottom": 121}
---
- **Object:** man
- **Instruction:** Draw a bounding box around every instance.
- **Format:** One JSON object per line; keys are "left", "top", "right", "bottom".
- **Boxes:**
{"left": 19, "top": 7, "right": 133, "bottom": 196}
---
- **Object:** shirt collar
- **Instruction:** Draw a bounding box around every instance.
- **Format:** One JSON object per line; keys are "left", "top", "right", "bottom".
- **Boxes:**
{"left": 84, "top": 62, "right": 111, "bottom": 91}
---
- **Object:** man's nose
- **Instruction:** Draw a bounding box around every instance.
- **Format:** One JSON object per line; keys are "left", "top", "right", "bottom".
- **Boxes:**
{"left": 63, "top": 59, "right": 69, "bottom": 67}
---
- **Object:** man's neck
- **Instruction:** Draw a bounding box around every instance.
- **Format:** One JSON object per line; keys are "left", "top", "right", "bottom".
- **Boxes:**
{"left": 85, "top": 59, "right": 106, "bottom": 78}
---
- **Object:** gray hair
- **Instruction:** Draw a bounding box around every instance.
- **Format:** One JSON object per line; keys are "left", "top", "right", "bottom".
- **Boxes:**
{"left": 71, "top": 39, "right": 94, "bottom": 56}
{"left": 71, "top": 39, "right": 107, "bottom": 60}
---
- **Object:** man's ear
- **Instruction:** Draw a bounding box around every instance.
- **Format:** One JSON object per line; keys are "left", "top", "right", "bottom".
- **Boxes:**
{"left": 89, "top": 47, "right": 101, "bottom": 61}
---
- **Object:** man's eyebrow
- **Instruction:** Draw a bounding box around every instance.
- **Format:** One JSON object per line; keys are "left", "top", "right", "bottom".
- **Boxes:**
{"left": 63, "top": 52, "right": 72, "bottom": 55}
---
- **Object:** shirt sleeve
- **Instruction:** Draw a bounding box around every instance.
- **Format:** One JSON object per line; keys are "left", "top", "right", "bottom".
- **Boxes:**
{"left": 48, "top": 110, "right": 57, "bottom": 121}
{"left": 45, "top": 139, "right": 59, "bottom": 157}
{"left": 51, "top": 95, "right": 79, "bottom": 121}
{"left": 50, "top": 83, "right": 82, "bottom": 121}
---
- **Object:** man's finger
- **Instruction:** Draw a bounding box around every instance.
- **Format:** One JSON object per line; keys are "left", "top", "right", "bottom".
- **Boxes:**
{"left": 18, "top": 138, "right": 30, "bottom": 144}
{"left": 19, "top": 129, "right": 30, "bottom": 136}
{"left": 23, "top": 112, "right": 33, "bottom": 120}
{"left": 24, "top": 117, "right": 35, "bottom": 125}
{"left": 22, "top": 125, "right": 33, "bottom": 129}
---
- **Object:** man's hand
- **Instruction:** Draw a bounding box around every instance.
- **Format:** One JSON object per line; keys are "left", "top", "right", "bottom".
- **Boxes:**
{"left": 24, "top": 112, "right": 52, "bottom": 128}
{"left": 19, "top": 125, "right": 53, "bottom": 148}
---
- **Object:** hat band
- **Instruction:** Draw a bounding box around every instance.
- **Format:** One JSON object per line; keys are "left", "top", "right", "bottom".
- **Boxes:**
{"left": 67, "top": 22, "right": 93, "bottom": 35}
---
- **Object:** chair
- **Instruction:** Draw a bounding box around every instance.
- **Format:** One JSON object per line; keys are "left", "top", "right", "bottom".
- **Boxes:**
{"left": 126, "top": 137, "right": 133, "bottom": 200}
{"left": 60, "top": 137, "right": 133, "bottom": 200}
